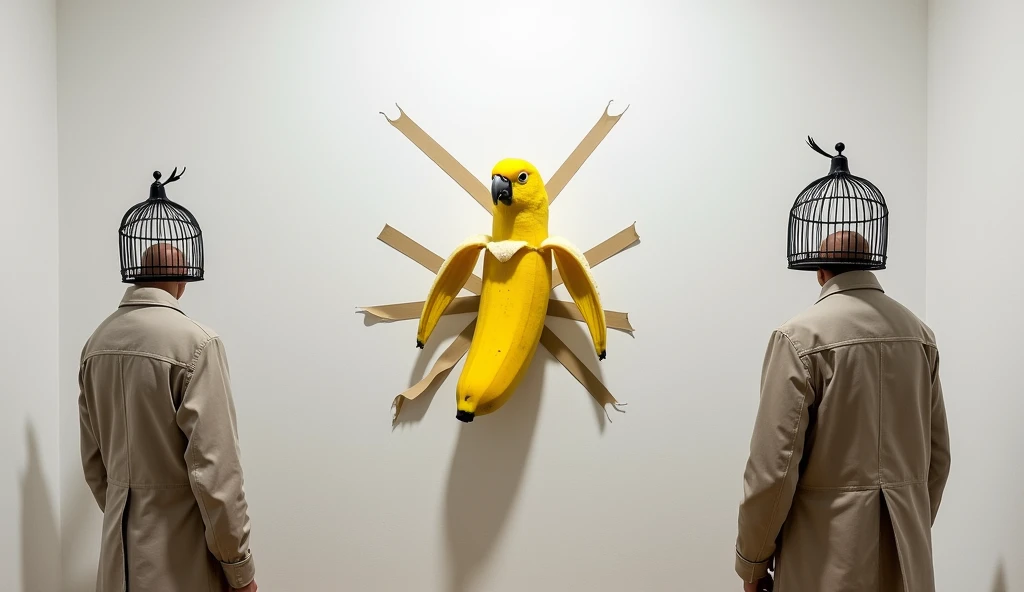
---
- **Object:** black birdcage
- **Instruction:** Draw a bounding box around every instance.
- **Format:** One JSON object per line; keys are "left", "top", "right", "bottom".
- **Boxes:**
{"left": 118, "top": 168, "right": 205, "bottom": 283}
{"left": 787, "top": 138, "right": 888, "bottom": 271}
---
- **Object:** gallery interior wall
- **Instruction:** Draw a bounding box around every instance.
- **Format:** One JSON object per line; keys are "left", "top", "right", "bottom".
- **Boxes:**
{"left": 926, "top": 0, "right": 1024, "bottom": 590}
{"left": 0, "top": 0, "right": 61, "bottom": 591}
{"left": 53, "top": 2, "right": 930, "bottom": 590}
{"left": 0, "top": 1, "right": 1002, "bottom": 591}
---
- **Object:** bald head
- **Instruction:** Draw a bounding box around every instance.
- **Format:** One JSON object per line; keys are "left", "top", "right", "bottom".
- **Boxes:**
{"left": 141, "top": 243, "right": 186, "bottom": 276}
{"left": 816, "top": 230, "right": 873, "bottom": 286}
{"left": 819, "top": 230, "right": 871, "bottom": 261}
{"left": 137, "top": 242, "right": 188, "bottom": 298}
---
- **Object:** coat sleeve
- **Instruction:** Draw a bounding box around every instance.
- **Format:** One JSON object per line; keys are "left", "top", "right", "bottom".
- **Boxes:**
{"left": 927, "top": 348, "right": 951, "bottom": 524}
{"left": 176, "top": 336, "right": 256, "bottom": 589}
{"left": 78, "top": 366, "right": 107, "bottom": 511}
{"left": 735, "top": 330, "right": 814, "bottom": 583}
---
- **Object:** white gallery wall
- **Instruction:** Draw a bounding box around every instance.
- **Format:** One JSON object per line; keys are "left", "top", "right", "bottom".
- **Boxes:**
{"left": 0, "top": 0, "right": 61, "bottom": 590}
{"left": 55, "top": 1, "right": 930, "bottom": 590}
{"left": 927, "top": 0, "right": 1024, "bottom": 589}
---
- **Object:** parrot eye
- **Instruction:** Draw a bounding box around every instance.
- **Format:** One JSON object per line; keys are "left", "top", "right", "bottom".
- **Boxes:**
{"left": 517, "top": 172, "right": 529, "bottom": 184}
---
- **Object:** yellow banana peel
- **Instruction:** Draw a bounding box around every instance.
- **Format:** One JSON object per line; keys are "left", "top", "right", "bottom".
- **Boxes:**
{"left": 417, "top": 158, "right": 607, "bottom": 422}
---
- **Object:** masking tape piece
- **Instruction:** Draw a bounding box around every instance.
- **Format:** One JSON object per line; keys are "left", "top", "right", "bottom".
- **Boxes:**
{"left": 393, "top": 319, "right": 476, "bottom": 425}
{"left": 381, "top": 105, "right": 494, "bottom": 214}
{"left": 361, "top": 297, "right": 476, "bottom": 322}
{"left": 360, "top": 296, "right": 634, "bottom": 333}
{"left": 539, "top": 326, "right": 624, "bottom": 410}
{"left": 552, "top": 223, "right": 639, "bottom": 288}
{"left": 545, "top": 101, "right": 629, "bottom": 205}
{"left": 546, "top": 300, "right": 634, "bottom": 334}
{"left": 378, "top": 225, "right": 484, "bottom": 294}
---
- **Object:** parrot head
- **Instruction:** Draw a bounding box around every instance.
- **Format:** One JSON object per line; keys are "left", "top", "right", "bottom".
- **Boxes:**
{"left": 490, "top": 158, "right": 549, "bottom": 241}
{"left": 490, "top": 158, "right": 547, "bottom": 212}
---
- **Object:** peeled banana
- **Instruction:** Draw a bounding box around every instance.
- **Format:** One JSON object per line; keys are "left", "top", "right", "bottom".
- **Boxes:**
{"left": 417, "top": 158, "right": 607, "bottom": 422}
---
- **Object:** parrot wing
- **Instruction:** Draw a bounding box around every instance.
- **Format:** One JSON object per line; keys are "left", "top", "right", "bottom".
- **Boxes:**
{"left": 540, "top": 236, "right": 608, "bottom": 359}
{"left": 417, "top": 235, "right": 490, "bottom": 347}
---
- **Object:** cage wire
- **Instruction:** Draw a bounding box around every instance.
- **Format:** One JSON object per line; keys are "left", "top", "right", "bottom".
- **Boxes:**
{"left": 787, "top": 138, "right": 888, "bottom": 271}
{"left": 118, "top": 168, "right": 205, "bottom": 283}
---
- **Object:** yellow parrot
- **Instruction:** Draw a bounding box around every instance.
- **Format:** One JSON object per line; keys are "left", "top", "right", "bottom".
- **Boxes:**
{"left": 416, "top": 158, "right": 607, "bottom": 422}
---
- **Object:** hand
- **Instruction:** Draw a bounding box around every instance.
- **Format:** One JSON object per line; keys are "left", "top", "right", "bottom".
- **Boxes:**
{"left": 743, "top": 582, "right": 757, "bottom": 592}
{"left": 232, "top": 581, "right": 257, "bottom": 592}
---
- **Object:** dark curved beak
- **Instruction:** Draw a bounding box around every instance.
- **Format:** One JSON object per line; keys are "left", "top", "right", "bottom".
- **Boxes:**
{"left": 491, "top": 174, "right": 512, "bottom": 206}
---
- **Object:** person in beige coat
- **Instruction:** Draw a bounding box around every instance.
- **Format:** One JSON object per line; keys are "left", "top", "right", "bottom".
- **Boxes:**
{"left": 79, "top": 238, "right": 258, "bottom": 591}
{"left": 735, "top": 231, "right": 951, "bottom": 591}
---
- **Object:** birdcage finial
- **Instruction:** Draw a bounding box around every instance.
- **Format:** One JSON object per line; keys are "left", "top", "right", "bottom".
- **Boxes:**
{"left": 806, "top": 137, "right": 850, "bottom": 175}
{"left": 806, "top": 136, "right": 834, "bottom": 159}
{"left": 149, "top": 166, "right": 186, "bottom": 200}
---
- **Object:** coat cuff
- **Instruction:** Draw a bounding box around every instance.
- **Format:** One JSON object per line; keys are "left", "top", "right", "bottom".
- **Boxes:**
{"left": 221, "top": 551, "right": 255, "bottom": 589}
{"left": 735, "top": 549, "right": 769, "bottom": 583}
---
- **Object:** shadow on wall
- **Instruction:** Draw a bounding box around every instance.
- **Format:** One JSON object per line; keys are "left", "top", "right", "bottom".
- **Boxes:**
{"left": 20, "top": 421, "right": 60, "bottom": 592}
{"left": 438, "top": 316, "right": 613, "bottom": 592}
{"left": 992, "top": 558, "right": 1007, "bottom": 592}
{"left": 60, "top": 475, "right": 101, "bottom": 592}
{"left": 442, "top": 344, "right": 547, "bottom": 592}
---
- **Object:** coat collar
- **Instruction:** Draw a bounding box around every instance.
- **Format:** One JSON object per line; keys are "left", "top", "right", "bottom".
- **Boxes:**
{"left": 817, "top": 270, "right": 885, "bottom": 303}
{"left": 118, "top": 285, "right": 184, "bottom": 313}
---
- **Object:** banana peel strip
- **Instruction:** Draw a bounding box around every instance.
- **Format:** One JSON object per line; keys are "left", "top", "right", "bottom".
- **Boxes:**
{"left": 377, "top": 223, "right": 638, "bottom": 295}
{"left": 359, "top": 296, "right": 634, "bottom": 334}
{"left": 552, "top": 223, "right": 639, "bottom": 289}
{"left": 545, "top": 100, "right": 629, "bottom": 205}
{"left": 367, "top": 223, "right": 639, "bottom": 333}
{"left": 392, "top": 320, "right": 477, "bottom": 426}
{"left": 381, "top": 105, "right": 494, "bottom": 214}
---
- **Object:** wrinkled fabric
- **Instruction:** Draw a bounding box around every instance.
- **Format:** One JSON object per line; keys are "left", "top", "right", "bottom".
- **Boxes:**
{"left": 79, "top": 286, "right": 256, "bottom": 591}
{"left": 736, "top": 271, "right": 950, "bottom": 591}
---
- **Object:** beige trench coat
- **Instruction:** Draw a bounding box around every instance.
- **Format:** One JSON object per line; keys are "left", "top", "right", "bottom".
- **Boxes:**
{"left": 79, "top": 286, "right": 256, "bottom": 591}
{"left": 735, "top": 271, "right": 951, "bottom": 591}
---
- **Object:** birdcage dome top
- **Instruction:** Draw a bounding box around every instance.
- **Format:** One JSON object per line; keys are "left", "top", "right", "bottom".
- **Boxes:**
{"left": 118, "top": 168, "right": 205, "bottom": 283}
{"left": 787, "top": 138, "right": 889, "bottom": 272}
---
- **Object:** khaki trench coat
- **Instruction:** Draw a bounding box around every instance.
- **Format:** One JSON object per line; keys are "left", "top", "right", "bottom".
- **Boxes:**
{"left": 735, "top": 271, "right": 951, "bottom": 591}
{"left": 78, "top": 286, "right": 256, "bottom": 591}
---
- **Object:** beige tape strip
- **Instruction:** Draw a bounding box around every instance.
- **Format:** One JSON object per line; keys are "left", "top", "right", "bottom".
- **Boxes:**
{"left": 360, "top": 296, "right": 634, "bottom": 333}
{"left": 546, "top": 300, "right": 634, "bottom": 333}
{"left": 540, "top": 326, "right": 626, "bottom": 417}
{"left": 552, "top": 223, "right": 639, "bottom": 288}
{"left": 545, "top": 101, "right": 629, "bottom": 205}
{"left": 381, "top": 105, "right": 494, "bottom": 214}
{"left": 392, "top": 319, "right": 476, "bottom": 426}
{"left": 377, "top": 225, "right": 484, "bottom": 294}
{"left": 362, "top": 297, "right": 476, "bottom": 322}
